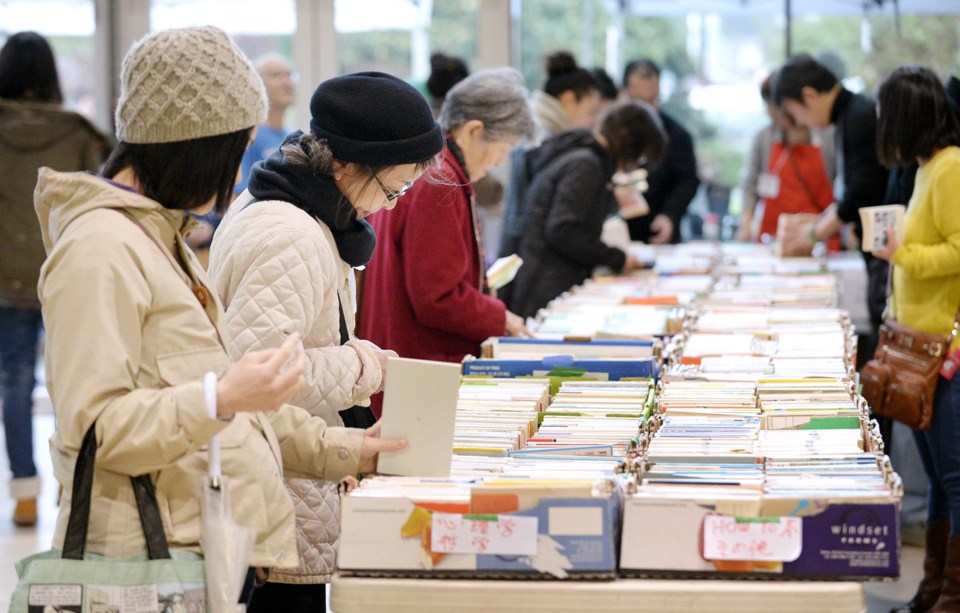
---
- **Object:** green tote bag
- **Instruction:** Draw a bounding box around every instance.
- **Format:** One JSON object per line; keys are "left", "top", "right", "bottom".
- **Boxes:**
{"left": 9, "top": 423, "right": 207, "bottom": 612}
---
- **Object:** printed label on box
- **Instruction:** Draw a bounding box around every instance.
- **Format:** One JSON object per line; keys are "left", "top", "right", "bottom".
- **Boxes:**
{"left": 703, "top": 516, "right": 803, "bottom": 562}
{"left": 431, "top": 513, "right": 538, "bottom": 555}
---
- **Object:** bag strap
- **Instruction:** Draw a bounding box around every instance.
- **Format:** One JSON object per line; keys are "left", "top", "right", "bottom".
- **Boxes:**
{"left": 62, "top": 424, "right": 171, "bottom": 560}
{"left": 338, "top": 294, "right": 349, "bottom": 346}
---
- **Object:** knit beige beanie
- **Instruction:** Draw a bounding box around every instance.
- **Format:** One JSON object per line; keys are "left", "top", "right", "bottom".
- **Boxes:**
{"left": 116, "top": 26, "right": 267, "bottom": 144}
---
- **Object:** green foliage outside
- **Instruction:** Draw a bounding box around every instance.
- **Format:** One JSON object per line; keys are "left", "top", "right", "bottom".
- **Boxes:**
{"left": 29, "top": 5, "right": 960, "bottom": 194}
{"left": 519, "top": 5, "right": 959, "bottom": 191}
{"left": 339, "top": 0, "right": 477, "bottom": 76}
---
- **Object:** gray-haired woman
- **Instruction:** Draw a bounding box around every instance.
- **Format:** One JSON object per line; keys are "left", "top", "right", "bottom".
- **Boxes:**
{"left": 359, "top": 68, "right": 536, "bottom": 387}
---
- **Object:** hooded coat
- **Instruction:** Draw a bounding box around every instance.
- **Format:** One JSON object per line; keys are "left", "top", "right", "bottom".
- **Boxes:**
{"left": 0, "top": 100, "right": 107, "bottom": 308}
{"left": 34, "top": 168, "right": 363, "bottom": 568}
{"left": 509, "top": 129, "right": 626, "bottom": 318}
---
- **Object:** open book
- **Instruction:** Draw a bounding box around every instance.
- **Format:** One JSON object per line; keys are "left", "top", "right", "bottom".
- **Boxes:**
{"left": 859, "top": 204, "right": 905, "bottom": 252}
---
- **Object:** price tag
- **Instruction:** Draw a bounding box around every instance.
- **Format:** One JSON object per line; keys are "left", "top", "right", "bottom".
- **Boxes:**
{"left": 431, "top": 513, "right": 538, "bottom": 555}
{"left": 757, "top": 173, "right": 781, "bottom": 199}
{"left": 702, "top": 515, "right": 802, "bottom": 562}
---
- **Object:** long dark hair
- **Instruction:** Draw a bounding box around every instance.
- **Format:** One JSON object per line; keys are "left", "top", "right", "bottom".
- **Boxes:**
{"left": 0, "top": 31, "right": 63, "bottom": 103}
{"left": 599, "top": 103, "right": 667, "bottom": 170}
{"left": 876, "top": 66, "right": 960, "bottom": 168}
{"left": 101, "top": 129, "right": 252, "bottom": 214}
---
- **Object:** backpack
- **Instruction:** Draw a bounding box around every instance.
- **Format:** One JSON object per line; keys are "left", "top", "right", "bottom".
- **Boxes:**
{"left": 497, "top": 145, "right": 538, "bottom": 258}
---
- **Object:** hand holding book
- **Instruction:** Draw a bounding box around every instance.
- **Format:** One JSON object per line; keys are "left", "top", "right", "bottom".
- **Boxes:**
{"left": 872, "top": 226, "right": 901, "bottom": 261}
{"left": 858, "top": 204, "right": 905, "bottom": 255}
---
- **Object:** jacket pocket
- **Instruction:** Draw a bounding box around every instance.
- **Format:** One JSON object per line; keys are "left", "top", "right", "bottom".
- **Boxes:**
{"left": 882, "top": 369, "right": 937, "bottom": 430}
{"left": 156, "top": 346, "right": 247, "bottom": 449}
{"left": 860, "top": 359, "right": 890, "bottom": 417}
{"left": 156, "top": 346, "right": 231, "bottom": 383}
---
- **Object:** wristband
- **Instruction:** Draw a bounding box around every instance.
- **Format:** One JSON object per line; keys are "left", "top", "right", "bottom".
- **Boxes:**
{"left": 203, "top": 372, "right": 221, "bottom": 479}
{"left": 204, "top": 371, "right": 232, "bottom": 422}
{"left": 807, "top": 223, "right": 818, "bottom": 244}
{"left": 203, "top": 371, "right": 217, "bottom": 417}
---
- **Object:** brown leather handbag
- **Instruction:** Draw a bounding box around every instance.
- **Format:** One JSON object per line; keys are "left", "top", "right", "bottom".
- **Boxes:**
{"left": 861, "top": 316, "right": 960, "bottom": 430}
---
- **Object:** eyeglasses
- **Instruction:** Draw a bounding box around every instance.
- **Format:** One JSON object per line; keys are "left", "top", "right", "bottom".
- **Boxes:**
{"left": 374, "top": 175, "right": 415, "bottom": 202}
{"left": 262, "top": 69, "right": 300, "bottom": 83}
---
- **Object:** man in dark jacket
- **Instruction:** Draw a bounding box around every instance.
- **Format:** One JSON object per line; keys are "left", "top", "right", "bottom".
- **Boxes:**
{"left": 774, "top": 54, "right": 890, "bottom": 334}
{"left": 622, "top": 59, "right": 699, "bottom": 244}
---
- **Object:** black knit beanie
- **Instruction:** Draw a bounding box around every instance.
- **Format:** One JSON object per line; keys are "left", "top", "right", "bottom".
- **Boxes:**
{"left": 309, "top": 71, "right": 444, "bottom": 166}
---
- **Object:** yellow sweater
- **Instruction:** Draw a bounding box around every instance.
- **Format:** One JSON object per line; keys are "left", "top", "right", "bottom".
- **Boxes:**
{"left": 891, "top": 146, "right": 960, "bottom": 351}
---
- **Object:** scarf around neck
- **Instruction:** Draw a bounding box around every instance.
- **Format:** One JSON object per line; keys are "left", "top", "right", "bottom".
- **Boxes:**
{"left": 246, "top": 130, "right": 376, "bottom": 267}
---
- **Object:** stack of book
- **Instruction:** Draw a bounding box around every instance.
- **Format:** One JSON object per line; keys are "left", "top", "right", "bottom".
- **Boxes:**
{"left": 757, "top": 378, "right": 859, "bottom": 430}
{"left": 658, "top": 380, "right": 758, "bottom": 417}
{"left": 525, "top": 380, "right": 652, "bottom": 457}
{"left": 453, "top": 378, "right": 549, "bottom": 457}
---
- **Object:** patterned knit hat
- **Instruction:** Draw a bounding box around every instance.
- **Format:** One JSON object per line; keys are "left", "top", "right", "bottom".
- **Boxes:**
{"left": 116, "top": 26, "right": 267, "bottom": 144}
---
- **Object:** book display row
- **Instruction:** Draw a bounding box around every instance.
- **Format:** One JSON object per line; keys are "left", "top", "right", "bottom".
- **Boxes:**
{"left": 338, "top": 243, "right": 902, "bottom": 584}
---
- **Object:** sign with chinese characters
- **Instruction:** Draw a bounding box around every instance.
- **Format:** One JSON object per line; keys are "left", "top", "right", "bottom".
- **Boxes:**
{"left": 431, "top": 513, "right": 539, "bottom": 556}
{"left": 702, "top": 515, "right": 803, "bottom": 562}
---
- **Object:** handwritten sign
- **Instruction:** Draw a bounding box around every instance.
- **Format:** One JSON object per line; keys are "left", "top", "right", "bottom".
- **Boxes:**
{"left": 431, "top": 513, "right": 538, "bottom": 555}
{"left": 702, "top": 515, "right": 803, "bottom": 562}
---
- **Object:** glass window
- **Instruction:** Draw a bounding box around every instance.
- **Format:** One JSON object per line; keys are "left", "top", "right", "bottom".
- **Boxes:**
{"left": 150, "top": 0, "right": 297, "bottom": 123}
{"left": 692, "top": 9, "right": 960, "bottom": 207}
{"left": 336, "top": 0, "right": 479, "bottom": 84}
{"left": 150, "top": 0, "right": 296, "bottom": 60}
{"left": 0, "top": 0, "right": 96, "bottom": 118}
{"left": 518, "top": 0, "right": 611, "bottom": 90}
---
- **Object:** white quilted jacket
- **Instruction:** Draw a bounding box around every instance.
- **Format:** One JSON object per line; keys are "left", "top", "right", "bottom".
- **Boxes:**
{"left": 208, "top": 193, "right": 383, "bottom": 584}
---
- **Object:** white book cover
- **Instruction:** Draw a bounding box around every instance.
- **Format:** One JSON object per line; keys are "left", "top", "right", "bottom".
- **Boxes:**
{"left": 859, "top": 204, "right": 905, "bottom": 252}
{"left": 377, "top": 357, "right": 461, "bottom": 477}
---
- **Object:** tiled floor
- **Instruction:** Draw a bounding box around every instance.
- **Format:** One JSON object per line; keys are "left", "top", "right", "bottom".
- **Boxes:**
{"left": 0, "top": 414, "right": 927, "bottom": 612}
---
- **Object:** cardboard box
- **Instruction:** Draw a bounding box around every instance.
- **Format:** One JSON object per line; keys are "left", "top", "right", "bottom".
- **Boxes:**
{"left": 619, "top": 492, "right": 900, "bottom": 580}
{"left": 339, "top": 480, "right": 622, "bottom": 579}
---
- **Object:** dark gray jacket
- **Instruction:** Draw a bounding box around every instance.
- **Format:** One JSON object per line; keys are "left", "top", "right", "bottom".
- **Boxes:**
{"left": 0, "top": 100, "right": 107, "bottom": 308}
{"left": 509, "top": 129, "right": 625, "bottom": 319}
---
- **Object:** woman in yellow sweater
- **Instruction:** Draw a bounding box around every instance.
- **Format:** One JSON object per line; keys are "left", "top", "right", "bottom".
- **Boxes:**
{"left": 873, "top": 66, "right": 960, "bottom": 613}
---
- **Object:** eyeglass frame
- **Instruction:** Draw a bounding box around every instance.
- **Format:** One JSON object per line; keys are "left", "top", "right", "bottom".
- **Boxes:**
{"left": 374, "top": 175, "right": 415, "bottom": 202}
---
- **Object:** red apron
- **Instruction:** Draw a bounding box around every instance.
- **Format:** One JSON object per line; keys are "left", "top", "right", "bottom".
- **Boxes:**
{"left": 758, "top": 141, "right": 840, "bottom": 251}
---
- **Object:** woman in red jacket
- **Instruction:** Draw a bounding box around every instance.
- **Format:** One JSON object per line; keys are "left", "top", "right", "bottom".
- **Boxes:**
{"left": 360, "top": 68, "right": 535, "bottom": 376}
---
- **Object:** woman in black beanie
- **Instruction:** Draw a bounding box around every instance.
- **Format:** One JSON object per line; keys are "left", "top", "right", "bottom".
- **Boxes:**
{"left": 207, "top": 71, "right": 443, "bottom": 612}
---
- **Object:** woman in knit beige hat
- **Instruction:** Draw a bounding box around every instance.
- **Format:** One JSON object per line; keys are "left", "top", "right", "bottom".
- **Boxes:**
{"left": 33, "top": 25, "right": 404, "bottom": 605}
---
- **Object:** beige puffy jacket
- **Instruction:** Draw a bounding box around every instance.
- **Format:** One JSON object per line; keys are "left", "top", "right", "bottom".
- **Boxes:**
{"left": 35, "top": 169, "right": 364, "bottom": 568}
{"left": 208, "top": 194, "right": 382, "bottom": 584}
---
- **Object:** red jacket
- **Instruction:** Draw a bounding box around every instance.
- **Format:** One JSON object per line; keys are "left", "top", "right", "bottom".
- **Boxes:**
{"left": 360, "top": 146, "right": 506, "bottom": 367}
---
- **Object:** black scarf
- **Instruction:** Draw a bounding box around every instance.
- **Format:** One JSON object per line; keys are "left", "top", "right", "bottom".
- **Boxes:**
{"left": 446, "top": 133, "right": 468, "bottom": 176}
{"left": 246, "top": 131, "right": 376, "bottom": 267}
